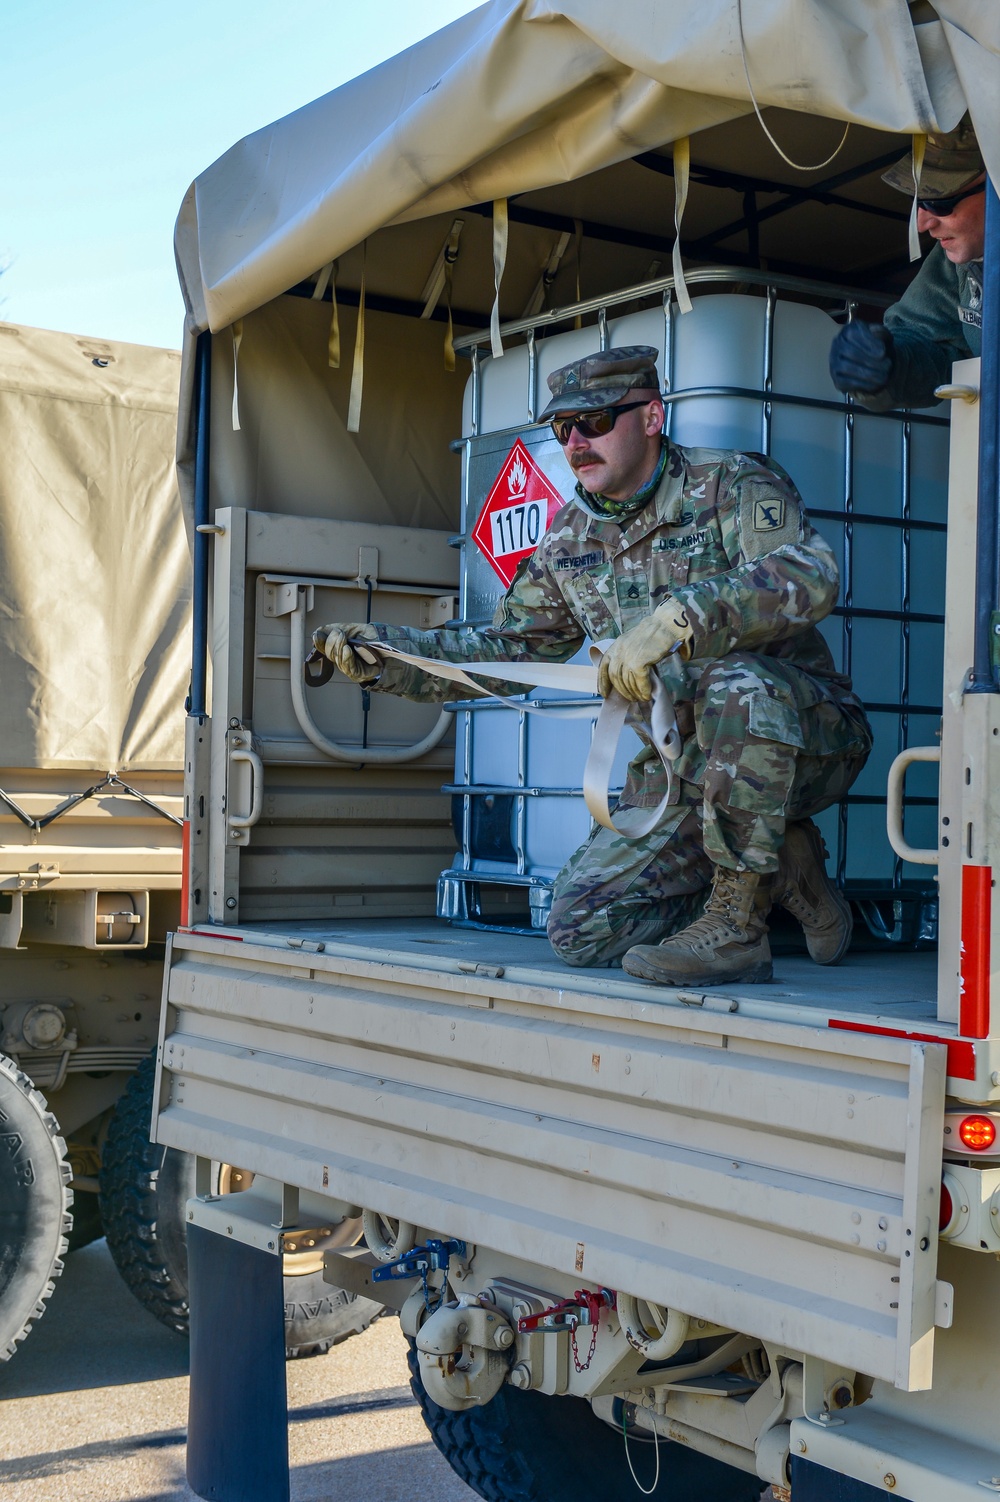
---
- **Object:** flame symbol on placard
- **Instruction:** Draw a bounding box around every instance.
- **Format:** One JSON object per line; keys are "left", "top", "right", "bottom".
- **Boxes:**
{"left": 508, "top": 455, "right": 528, "bottom": 495}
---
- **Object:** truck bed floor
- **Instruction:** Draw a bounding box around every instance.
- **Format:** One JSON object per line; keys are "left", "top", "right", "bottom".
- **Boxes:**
{"left": 236, "top": 916, "right": 940, "bottom": 1026}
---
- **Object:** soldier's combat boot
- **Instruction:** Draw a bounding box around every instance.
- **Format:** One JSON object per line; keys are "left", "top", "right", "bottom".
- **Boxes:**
{"left": 772, "top": 818, "right": 852, "bottom": 965}
{"left": 622, "top": 867, "right": 773, "bottom": 986}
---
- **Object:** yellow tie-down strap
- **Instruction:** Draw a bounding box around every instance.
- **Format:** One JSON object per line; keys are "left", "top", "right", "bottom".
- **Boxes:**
{"left": 359, "top": 639, "right": 681, "bottom": 840}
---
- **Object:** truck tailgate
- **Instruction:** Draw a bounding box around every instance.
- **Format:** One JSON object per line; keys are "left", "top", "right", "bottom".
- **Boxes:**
{"left": 155, "top": 927, "right": 948, "bottom": 1390}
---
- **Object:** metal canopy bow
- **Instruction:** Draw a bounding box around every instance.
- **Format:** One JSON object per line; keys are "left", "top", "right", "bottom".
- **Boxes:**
{"left": 175, "top": 0, "right": 997, "bottom": 335}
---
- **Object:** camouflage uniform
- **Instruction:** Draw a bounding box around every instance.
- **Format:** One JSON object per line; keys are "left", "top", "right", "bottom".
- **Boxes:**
{"left": 366, "top": 442, "right": 871, "bottom": 967}
{"left": 836, "top": 118, "right": 984, "bottom": 412}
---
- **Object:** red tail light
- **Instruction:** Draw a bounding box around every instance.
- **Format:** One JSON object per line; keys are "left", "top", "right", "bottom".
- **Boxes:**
{"left": 959, "top": 1115, "right": 997, "bottom": 1151}
{"left": 939, "top": 1179, "right": 954, "bottom": 1232}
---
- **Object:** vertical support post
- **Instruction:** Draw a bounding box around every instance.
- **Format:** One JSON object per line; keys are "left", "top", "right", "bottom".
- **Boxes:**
{"left": 471, "top": 346, "right": 482, "bottom": 438}
{"left": 969, "top": 178, "right": 1000, "bottom": 693}
{"left": 899, "top": 416, "right": 912, "bottom": 762}
{"left": 461, "top": 708, "right": 472, "bottom": 873}
{"left": 662, "top": 291, "right": 675, "bottom": 440}
{"left": 527, "top": 328, "right": 538, "bottom": 424}
{"left": 186, "top": 1225, "right": 289, "bottom": 1502}
{"left": 762, "top": 286, "right": 775, "bottom": 454}
{"left": 837, "top": 398, "right": 856, "bottom": 886}
{"left": 935, "top": 357, "right": 983, "bottom": 1023}
{"left": 183, "top": 332, "right": 213, "bottom": 928}
{"left": 949, "top": 178, "right": 1000, "bottom": 1039}
{"left": 894, "top": 416, "right": 912, "bottom": 895}
{"left": 515, "top": 707, "right": 527, "bottom": 876}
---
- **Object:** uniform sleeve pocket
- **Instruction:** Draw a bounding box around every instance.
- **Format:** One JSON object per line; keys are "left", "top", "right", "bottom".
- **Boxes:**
{"left": 747, "top": 688, "right": 806, "bottom": 749}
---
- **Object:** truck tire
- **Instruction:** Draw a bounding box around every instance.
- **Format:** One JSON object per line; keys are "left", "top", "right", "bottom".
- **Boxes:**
{"left": 407, "top": 1342, "right": 764, "bottom": 1502}
{"left": 99, "top": 1053, "right": 381, "bottom": 1356}
{"left": 0, "top": 1052, "right": 73, "bottom": 1359}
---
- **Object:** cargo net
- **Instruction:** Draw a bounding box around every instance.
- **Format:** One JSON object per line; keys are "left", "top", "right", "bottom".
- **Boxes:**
{"left": 0, "top": 773, "right": 182, "bottom": 834}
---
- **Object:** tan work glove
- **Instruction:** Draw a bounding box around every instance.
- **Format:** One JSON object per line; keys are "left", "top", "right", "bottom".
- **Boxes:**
{"left": 313, "top": 622, "right": 383, "bottom": 683}
{"left": 597, "top": 598, "right": 693, "bottom": 701}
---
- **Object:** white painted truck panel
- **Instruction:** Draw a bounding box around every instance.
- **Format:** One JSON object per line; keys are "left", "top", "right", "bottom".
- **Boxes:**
{"left": 156, "top": 927, "right": 948, "bottom": 1390}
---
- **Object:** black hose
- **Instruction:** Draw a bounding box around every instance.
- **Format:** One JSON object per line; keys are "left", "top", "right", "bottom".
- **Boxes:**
{"left": 190, "top": 332, "right": 212, "bottom": 717}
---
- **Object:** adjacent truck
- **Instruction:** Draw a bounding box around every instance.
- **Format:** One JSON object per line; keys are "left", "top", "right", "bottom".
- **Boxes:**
{"left": 152, "top": 7, "right": 1000, "bottom": 1500}
{"left": 0, "top": 325, "right": 376, "bottom": 1361}
{"left": 0, "top": 323, "right": 189, "bottom": 1357}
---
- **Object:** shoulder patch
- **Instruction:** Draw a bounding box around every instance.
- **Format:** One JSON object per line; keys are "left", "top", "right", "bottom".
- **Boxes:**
{"left": 737, "top": 475, "right": 803, "bottom": 559}
{"left": 752, "top": 496, "right": 785, "bottom": 532}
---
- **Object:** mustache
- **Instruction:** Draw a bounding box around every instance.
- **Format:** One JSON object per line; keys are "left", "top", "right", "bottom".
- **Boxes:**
{"left": 569, "top": 450, "right": 602, "bottom": 470}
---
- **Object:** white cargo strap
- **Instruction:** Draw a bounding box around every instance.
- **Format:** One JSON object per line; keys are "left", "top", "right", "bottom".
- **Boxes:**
{"left": 909, "top": 133, "right": 927, "bottom": 262}
{"left": 347, "top": 244, "right": 366, "bottom": 432}
{"left": 328, "top": 275, "right": 341, "bottom": 369}
{"left": 231, "top": 319, "right": 243, "bottom": 431}
{"left": 671, "top": 137, "right": 693, "bottom": 316}
{"left": 490, "top": 198, "right": 508, "bottom": 358}
{"left": 358, "top": 639, "right": 682, "bottom": 839}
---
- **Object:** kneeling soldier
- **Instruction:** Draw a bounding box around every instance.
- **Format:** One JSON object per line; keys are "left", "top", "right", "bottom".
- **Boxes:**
{"left": 316, "top": 347, "right": 872, "bottom": 986}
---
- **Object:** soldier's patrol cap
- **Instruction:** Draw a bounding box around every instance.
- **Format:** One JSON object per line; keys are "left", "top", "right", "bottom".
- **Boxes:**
{"left": 882, "top": 115, "right": 984, "bottom": 199}
{"left": 538, "top": 346, "right": 661, "bottom": 421}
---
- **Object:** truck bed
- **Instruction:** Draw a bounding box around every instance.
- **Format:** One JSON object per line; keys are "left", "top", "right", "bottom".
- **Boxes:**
{"left": 236, "top": 915, "right": 939, "bottom": 1027}
{"left": 158, "top": 915, "right": 952, "bottom": 1391}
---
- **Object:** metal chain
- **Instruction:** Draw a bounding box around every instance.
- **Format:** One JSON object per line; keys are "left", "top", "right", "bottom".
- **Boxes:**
{"left": 421, "top": 1264, "right": 446, "bottom": 1313}
{"left": 570, "top": 1321, "right": 599, "bottom": 1373}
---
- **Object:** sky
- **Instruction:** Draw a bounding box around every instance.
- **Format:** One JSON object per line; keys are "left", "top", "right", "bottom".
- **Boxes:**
{"left": 2, "top": 0, "right": 484, "bottom": 350}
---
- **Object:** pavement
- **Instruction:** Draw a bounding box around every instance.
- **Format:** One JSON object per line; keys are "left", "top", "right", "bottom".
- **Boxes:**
{"left": 0, "top": 1238, "right": 777, "bottom": 1501}
{"left": 0, "top": 1238, "right": 476, "bottom": 1502}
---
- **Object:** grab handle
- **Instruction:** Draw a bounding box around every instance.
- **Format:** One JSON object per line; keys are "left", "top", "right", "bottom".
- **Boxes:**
{"left": 885, "top": 745, "right": 940, "bottom": 865}
{"left": 228, "top": 747, "right": 264, "bottom": 831}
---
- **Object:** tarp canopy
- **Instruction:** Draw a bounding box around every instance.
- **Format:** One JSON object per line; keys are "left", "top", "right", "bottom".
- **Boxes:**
{"left": 175, "top": 0, "right": 999, "bottom": 335}
{"left": 0, "top": 323, "right": 190, "bottom": 770}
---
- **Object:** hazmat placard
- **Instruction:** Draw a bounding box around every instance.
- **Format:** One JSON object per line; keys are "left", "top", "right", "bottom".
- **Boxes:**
{"left": 471, "top": 439, "right": 565, "bottom": 588}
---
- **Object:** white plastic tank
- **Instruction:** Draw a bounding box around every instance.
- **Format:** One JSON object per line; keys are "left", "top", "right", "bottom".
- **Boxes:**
{"left": 445, "top": 287, "right": 949, "bottom": 927}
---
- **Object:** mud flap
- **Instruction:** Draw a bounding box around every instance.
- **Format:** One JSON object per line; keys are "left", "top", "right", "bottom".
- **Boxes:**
{"left": 186, "top": 1224, "right": 289, "bottom": 1501}
{"left": 790, "top": 1456, "right": 913, "bottom": 1501}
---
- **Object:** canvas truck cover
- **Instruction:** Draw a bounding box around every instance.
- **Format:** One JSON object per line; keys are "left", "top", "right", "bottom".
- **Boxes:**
{"left": 173, "top": 0, "right": 999, "bottom": 338}
{"left": 0, "top": 322, "right": 189, "bottom": 771}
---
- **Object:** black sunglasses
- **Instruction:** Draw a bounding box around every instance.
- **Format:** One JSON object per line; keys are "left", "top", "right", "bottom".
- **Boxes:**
{"left": 917, "top": 180, "right": 985, "bottom": 217}
{"left": 550, "top": 400, "right": 651, "bottom": 445}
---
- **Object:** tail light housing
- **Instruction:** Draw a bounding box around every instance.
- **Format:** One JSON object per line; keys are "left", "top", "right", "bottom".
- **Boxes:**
{"left": 943, "top": 1111, "right": 1000, "bottom": 1156}
{"left": 939, "top": 1171, "right": 970, "bottom": 1240}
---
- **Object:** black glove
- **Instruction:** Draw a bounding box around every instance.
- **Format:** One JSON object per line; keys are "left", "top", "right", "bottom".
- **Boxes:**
{"left": 829, "top": 321, "right": 895, "bottom": 395}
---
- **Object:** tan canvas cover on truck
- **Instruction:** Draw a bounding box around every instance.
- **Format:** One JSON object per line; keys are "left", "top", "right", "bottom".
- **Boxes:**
{"left": 174, "top": 0, "right": 998, "bottom": 335}
{"left": 0, "top": 323, "right": 189, "bottom": 771}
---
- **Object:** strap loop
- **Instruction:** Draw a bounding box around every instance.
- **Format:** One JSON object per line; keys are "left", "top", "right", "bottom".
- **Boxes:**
{"left": 231, "top": 320, "right": 243, "bottom": 432}
{"left": 490, "top": 199, "right": 509, "bottom": 358}
{"left": 909, "top": 134, "right": 927, "bottom": 262}
{"left": 671, "top": 138, "right": 693, "bottom": 316}
{"left": 355, "top": 639, "right": 681, "bottom": 839}
{"left": 347, "top": 243, "right": 366, "bottom": 432}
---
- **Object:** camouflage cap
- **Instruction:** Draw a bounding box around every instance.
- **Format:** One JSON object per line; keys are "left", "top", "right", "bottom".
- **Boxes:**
{"left": 538, "top": 345, "right": 661, "bottom": 420}
{"left": 882, "top": 115, "right": 984, "bottom": 199}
